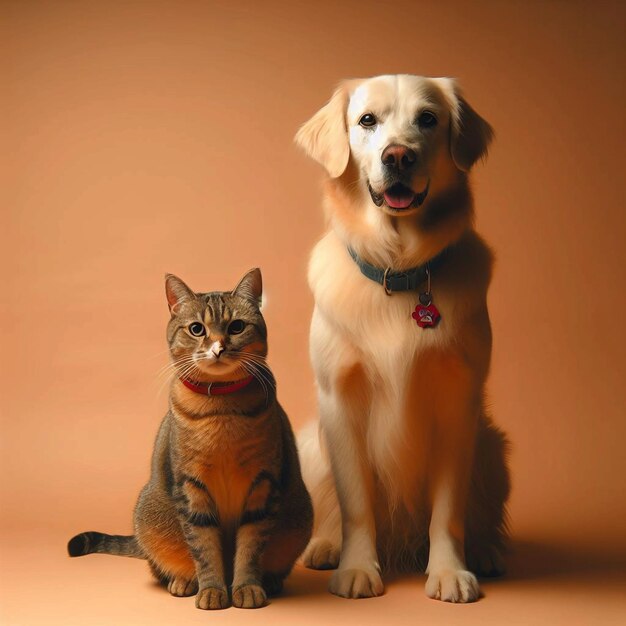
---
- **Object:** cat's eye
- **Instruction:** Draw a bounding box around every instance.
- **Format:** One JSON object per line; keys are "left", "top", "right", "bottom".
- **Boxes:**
{"left": 359, "top": 113, "right": 377, "bottom": 128}
{"left": 417, "top": 111, "right": 438, "bottom": 128}
{"left": 188, "top": 322, "right": 206, "bottom": 337}
{"left": 227, "top": 320, "right": 245, "bottom": 335}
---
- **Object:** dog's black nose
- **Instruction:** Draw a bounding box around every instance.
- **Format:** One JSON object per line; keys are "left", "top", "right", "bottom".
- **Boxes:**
{"left": 381, "top": 144, "right": 416, "bottom": 170}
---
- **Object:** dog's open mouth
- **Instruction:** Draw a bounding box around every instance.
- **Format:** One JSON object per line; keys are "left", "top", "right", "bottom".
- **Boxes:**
{"left": 368, "top": 181, "right": 430, "bottom": 211}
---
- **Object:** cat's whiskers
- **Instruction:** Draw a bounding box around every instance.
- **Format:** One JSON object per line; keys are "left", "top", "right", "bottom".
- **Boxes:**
{"left": 155, "top": 362, "right": 195, "bottom": 385}
{"left": 176, "top": 360, "right": 203, "bottom": 382}
{"left": 234, "top": 353, "right": 276, "bottom": 406}
{"left": 230, "top": 352, "right": 263, "bottom": 367}
{"left": 156, "top": 354, "right": 197, "bottom": 375}
{"left": 251, "top": 368, "right": 276, "bottom": 400}
{"left": 154, "top": 355, "right": 202, "bottom": 400}
{"left": 229, "top": 350, "right": 270, "bottom": 366}
{"left": 235, "top": 353, "right": 268, "bottom": 364}
{"left": 240, "top": 361, "right": 269, "bottom": 404}
{"left": 152, "top": 350, "right": 190, "bottom": 375}
{"left": 234, "top": 353, "right": 274, "bottom": 376}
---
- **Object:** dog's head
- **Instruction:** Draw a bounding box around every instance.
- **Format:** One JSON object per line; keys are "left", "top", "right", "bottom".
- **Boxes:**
{"left": 295, "top": 75, "right": 493, "bottom": 219}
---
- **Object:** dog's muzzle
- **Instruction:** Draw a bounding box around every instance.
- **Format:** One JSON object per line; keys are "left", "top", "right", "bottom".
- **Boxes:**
{"left": 368, "top": 180, "right": 430, "bottom": 211}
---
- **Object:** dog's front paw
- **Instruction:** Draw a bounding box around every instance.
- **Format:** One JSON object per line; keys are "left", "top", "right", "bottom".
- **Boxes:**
{"left": 425, "top": 569, "right": 480, "bottom": 603}
{"left": 302, "top": 537, "right": 340, "bottom": 570}
{"left": 167, "top": 576, "right": 198, "bottom": 597}
{"left": 329, "top": 567, "right": 384, "bottom": 598}
{"left": 195, "top": 585, "right": 230, "bottom": 610}
{"left": 232, "top": 583, "right": 267, "bottom": 609}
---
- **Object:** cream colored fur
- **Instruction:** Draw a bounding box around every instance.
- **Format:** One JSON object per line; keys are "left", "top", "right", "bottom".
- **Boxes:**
{"left": 295, "top": 75, "right": 509, "bottom": 603}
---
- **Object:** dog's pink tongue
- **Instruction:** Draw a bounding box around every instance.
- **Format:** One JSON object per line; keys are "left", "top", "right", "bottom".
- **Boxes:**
{"left": 384, "top": 190, "right": 415, "bottom": 209}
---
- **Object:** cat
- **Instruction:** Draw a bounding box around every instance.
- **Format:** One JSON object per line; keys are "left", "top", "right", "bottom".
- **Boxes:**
{"left": 68, "top": 268, "right": 313, "bottom": 610}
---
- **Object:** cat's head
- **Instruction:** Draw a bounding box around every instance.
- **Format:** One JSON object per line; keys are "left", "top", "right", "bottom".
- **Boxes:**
{"left": 164, "top": 269, "right": 267, "bottom": 381}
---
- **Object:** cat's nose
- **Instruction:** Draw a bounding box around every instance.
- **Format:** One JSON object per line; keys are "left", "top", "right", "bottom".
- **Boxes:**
{"left": 210, "top": 341, "right": 225, "bottom": 358}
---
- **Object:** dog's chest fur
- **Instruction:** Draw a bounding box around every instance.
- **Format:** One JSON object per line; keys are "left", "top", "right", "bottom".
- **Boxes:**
{"left": 308, "top": 232, "right": 463, "bottom": 511}
{"left": 309, "top": 232, "right": 454, "bottom": 368}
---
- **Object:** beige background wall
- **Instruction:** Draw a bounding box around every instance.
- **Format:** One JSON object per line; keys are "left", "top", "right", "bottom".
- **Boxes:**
{"left": 1, "top": 1, "right": 625, "bottom": 624}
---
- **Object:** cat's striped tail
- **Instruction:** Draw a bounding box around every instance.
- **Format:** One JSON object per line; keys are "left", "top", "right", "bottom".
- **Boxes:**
{"left": 67, "top": 531, "right": 145, "bottom": 559}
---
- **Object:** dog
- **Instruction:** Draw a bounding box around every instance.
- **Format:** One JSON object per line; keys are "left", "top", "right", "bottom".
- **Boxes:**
{"left": 295, "top": 75, "right": 510, "bottom": 603}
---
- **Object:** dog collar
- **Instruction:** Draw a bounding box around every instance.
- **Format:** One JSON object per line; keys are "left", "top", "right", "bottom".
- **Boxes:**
{"left": 347, "top": 247, "right": 447, "bottom": 295}
{"left": 180, "top": 375, "right": 255, "bottom": 396}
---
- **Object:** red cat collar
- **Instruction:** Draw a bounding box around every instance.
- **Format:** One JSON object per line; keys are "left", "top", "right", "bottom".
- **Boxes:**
{"left": 180, "top": 375, "right": 255, "bottom": 396}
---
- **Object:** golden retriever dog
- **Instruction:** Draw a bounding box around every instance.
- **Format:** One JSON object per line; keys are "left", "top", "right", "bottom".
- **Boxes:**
{"left": 295, "top": 75, "right": 510, "bottom": 603}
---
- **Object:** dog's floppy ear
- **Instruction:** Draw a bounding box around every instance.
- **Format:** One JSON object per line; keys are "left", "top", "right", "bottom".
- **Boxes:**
{"left": 436, "top": 78, "right": 494, "bottom": 172}
{"left": 295, "top": 84, "right": 350, "bottom": 178}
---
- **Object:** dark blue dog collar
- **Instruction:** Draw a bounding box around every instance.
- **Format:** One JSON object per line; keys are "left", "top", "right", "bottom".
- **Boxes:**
{"left": 347, "top": 246, "right": 447, "bottom": 295}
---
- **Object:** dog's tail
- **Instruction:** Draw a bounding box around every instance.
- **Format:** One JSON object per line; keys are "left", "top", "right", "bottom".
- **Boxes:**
{"left": 67, "top": 531, "right": 145, "bottom": 559}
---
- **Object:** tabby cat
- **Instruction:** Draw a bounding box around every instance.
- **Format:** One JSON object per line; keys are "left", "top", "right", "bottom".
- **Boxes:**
{"left": 68, "top": 269, "right": 313, "bottom": 610}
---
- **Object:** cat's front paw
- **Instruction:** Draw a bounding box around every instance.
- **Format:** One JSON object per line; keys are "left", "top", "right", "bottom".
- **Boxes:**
{"left": 195, "top": 586, "right": 230, "bottom": 610}
{"left": 232, "top": 583, "right": 267, "bottom": 608}
{"left": 425, "top": 569, "right": 480, "bottom": 603}
{"left": 329, "top": 567, "right": 384, "bottom": 598}
{"left": 167, "top": 576, "right": 198, "bottom": 597}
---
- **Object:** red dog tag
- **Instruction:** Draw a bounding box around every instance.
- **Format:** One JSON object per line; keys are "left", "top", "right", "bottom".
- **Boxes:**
{"left": 412, "top": 303, "right": 441, "bottom": 328}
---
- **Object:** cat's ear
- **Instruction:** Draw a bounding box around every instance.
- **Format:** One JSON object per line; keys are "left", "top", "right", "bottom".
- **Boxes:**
{"left": 232, "top": 268, "right": 262, "bottom": 307}
{"left": 165, "top": 274, "right": 195, "bottom": 315}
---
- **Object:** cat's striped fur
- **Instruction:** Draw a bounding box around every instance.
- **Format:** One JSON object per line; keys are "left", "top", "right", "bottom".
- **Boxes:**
{"left": 68, "top": 269, "right": 313, "bottom": 610}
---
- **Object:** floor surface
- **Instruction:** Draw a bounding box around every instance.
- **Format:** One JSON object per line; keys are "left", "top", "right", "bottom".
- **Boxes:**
{"left": 1, "top": 531, "right": 624, "bottom": 626}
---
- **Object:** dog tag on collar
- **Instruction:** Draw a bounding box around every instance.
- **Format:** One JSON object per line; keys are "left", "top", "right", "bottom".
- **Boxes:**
{"left": 414, "top": 264, "right": 440, "bottom": 328}
{"left": 413, "top": 292, "right": 441, "bottom": 328}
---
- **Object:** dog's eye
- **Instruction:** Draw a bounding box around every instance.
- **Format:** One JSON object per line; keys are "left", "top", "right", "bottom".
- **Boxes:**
{"left": 188, "top": 322, "right": 206, "bottom": 337}
{"left": 227, "top": 320, "right": 246, "bottom": 335}
{"left": 359, "top": 113, "right": 377, "bottom": 128}
{"left": 417, "top": 111, "right": 437, "bottom": 128}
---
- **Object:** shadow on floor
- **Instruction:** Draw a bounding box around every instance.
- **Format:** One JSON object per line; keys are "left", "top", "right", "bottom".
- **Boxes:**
{"left": 501, "top": 539, "right": 626, "bottom": 582}
{"left": 142, "top": 538, "right": 626, "bottom": 603}
{"left": 280, "top": 565, "right": 333, "bottom": 600}
{"left": 290, "top": 538, "right": 626, "bottom": 592}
